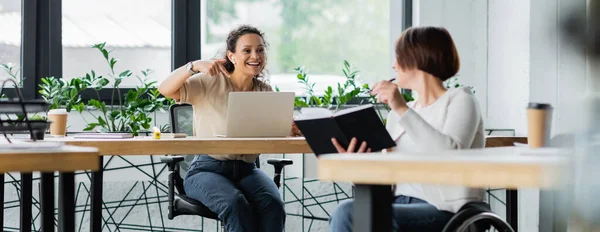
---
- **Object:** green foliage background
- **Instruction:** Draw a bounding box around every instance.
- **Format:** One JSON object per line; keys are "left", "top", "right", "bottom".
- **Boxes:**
{"left": 205, "top": 0, "right": 391, "bottom": 83}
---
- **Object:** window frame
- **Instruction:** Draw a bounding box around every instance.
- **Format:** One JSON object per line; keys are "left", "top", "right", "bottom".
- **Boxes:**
{"left": 14, "top": 0, "right": 412, "bottom": 103}
{"left": 3, "top": 0, "right": 61, "bottom": 100}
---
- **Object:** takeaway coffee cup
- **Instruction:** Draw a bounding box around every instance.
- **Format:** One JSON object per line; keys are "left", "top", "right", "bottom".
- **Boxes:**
{"left": 527, "top": 103, "right": 553, "bottom": 148}
{"left": 48, "top": 109, "right": 68, "bottom": 137}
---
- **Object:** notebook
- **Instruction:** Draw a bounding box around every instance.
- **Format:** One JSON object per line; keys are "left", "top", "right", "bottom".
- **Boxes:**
{"left": 73, "top": 133, "right": 134, "bottom": 139}
{"left": 294, "top": 104, "right": 396, "bottom": 156}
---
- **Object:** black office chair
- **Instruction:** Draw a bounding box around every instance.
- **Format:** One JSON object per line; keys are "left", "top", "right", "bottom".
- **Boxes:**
{"left": 442, "top": 201, "right": 515, "bottom": 232}
{"left": 160, "top": 103, "right": 293, "bottom": 223}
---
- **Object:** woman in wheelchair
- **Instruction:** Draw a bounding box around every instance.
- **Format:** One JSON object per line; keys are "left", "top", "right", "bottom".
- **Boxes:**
{"left": 328, "top": 26, "right": 486, "bottom": 231}
{"left": 159, "top": 25, "right": 298, "bottom": 232}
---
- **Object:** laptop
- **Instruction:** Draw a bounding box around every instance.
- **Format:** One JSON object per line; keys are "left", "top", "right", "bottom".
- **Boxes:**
{"left": 216, "top": 92, "right": 295, "bottom": 138}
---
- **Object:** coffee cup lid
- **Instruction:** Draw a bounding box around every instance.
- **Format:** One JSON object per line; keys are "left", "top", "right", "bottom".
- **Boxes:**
{"left": 528, "top": 103, "right": 552, "bottom": 109}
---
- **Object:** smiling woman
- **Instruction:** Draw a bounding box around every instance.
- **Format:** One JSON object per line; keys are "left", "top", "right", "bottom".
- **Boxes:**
{"left": 221, "top": 25, "right": 268, "bottom": 85}
{"left": 158, "top": 25, "right": 294, "bottom": 232}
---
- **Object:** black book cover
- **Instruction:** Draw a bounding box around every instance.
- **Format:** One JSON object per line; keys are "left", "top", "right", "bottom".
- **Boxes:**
{"left": 294, "top": 104, "right": 396, "bottom": 156}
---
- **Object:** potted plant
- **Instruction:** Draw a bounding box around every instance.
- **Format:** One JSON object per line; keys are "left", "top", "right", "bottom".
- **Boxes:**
{"left": 278, "top": 60, "right": 413, "bottom": 123}
{"left": 38, "top": 42, "right": 175, "bottom": 136}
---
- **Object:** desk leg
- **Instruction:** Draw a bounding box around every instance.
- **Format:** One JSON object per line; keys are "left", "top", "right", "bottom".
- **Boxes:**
{"left": 353, "top": 184, "right": 393, "bottom": 232}
{"left": 20, "top": 173, "right": 32, "bottom": 232}
{"left": 1, "top": 173, "right": 4, "bottom": 231}
{"left": 40, "top": 172, "right": 55, "bottom": 232}
{"left": 58, "top": 172, "right": 75, "bottom": 232}
{"left": 507, "top": 189, "right": 518, "bottom": 232}
{"left": 90, "top": 156, "right": 103, "bottom": 232}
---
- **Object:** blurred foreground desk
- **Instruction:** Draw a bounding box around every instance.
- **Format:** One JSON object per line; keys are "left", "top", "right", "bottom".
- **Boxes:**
{"left": 318, "top": 147, "right": 567, "bottom": 232}
{"left": 50, "top": 136, "right": 312, "bottom": 232}
{"left": 0, "top": 144, "right": 99, "bottom": 232}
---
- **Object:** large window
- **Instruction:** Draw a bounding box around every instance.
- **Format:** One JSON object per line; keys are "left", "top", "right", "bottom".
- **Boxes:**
{"left": 201, "top": 0, "right": 391, "bottom": 95}
{"left": 0, "top": 0, "right": 22, "bottom": 85}
{"left": 62, "top": 0, "right": 171, "bottom": 87}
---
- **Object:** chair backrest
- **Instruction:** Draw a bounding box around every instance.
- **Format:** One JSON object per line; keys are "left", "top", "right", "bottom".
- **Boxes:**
{"left": 170, "top": 104, "right": 195, "bottom": 179}
{"left": 170, "top": 103, "right": 194, "bottom": 136}
{"left": 168, "top": 103, "right": 261, "bottom": 177}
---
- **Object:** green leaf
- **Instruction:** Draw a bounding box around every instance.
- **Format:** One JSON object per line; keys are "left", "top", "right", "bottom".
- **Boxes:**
{"left": 403, "top": 93, "right": 414, "bottom": 102}
{"left": 110, "top": 58, "right": 118, "bottom": 70}
{"left": 96, "top": 78, "right": 109, "bottom": 90}
{"left": 97, "top": 116, "right": 107, "bottom": 126}
{"left": 109, "top": 111, "right": 120, "bottom": 121}
{"left": 119, "top": 70, "right": 132, "bottom": 78}
{"left": 294, "top": 98, "right": 309, "bottom": 107}
{"left": 88, "top": 99, "right": 100, "bottom": 107}
{"left": 73, "top": 102, "right": 85, "bottom": 113}
{"left": 142, "top": 103, "right": 155, "bottom": 111}
{"left": 83, "top": 123, "right": 100, "bottom": 131}
{"left": 310, "top": 96, "right": 322, "bottom": 106}
{"left": 69, "top": 88, "right": 77, "bottom": 98}
{"left": 101, "top": 48, "right": 109, "bottom": 60}
{"left": 114, "top": 79, "right": 122, "bottom": 88}
{"left": 126, "top": 91, "right": 138, "bottom": 102}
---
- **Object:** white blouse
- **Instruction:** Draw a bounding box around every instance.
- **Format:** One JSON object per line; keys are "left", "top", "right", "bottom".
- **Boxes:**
{"left": 386, "top": 87, "right": 486, "bottom": 213}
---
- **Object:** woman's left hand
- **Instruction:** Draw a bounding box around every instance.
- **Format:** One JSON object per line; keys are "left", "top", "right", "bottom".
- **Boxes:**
{"left": 371, "top": 80, "right": 408, "bottom": 114}
{"left": 331, "top": 137, "right": 371, "bottom": 153}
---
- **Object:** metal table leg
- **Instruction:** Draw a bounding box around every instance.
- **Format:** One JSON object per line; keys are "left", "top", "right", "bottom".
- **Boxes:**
{"left": 507, "top": 189, "right": 518, "bottom": 232}
{"left": 40, "top": 172, "right": 55, "bottom": 232}
{"left": 1, "top": 173, "right": 4, "bottom": 231}
{"left": 20, "top": 173, "right": 32, "bottom": 232}
{"left": 90, "top": 156, "right": 103, "bottom": 232}
{"left": 58, "top": 172, "right": 75, "bottom": 232}
{"left": 353, "top": 184, "right": 393, "bottom": 232}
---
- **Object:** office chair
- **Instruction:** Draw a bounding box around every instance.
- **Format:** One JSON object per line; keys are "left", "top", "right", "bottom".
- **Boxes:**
{"left": 160, "top": 103, "right": 293, "bottom": 224}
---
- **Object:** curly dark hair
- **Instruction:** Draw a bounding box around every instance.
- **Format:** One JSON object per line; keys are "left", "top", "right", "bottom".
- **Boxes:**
{"left": 222, "top": 25, "right": 269, "bottom": 77}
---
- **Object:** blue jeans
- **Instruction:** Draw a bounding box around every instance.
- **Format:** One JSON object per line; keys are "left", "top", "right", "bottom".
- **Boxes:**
{"left": 183, "top": 155, "right": 285, "bottom": 232}
{"left": 329, "top": 195, "right": 454, "bottom": 232}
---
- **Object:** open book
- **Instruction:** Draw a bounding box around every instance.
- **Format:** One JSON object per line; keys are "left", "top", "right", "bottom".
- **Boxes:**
{"left": 294, "top": 104, "right": 396, "bottom": 156}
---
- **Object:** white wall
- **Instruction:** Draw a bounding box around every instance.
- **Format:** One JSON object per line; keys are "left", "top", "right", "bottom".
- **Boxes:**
{"left": 414, "top": 0, "right": 587, "bottom": 231}
{"left": 529, "top": 0, "right": 588, "bottom": 135}
{"left": 413, "top": 0, "right": 531, "bottom": 134}
{"left": 62, "top": 48, "right": 172, "bottom": 87}
{"left": 414, "top": 0, "right": 587, "bottom": 137}
{"left": 487, "top": 0, "right": 531, "bottom": 136}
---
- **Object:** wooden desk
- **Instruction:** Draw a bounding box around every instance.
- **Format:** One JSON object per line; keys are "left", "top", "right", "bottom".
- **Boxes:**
{"left": 0, "top": 145, "right": 99, "bottom": 232}
{"left": 0, "top": 145, "right": 99, "bottom": 172}
{"left": 46, "top": 136, "right": 522, "bottom": 231}
{"left": 317, "top": 147, "right": 567, "bottom": 232}
{"left": 48, "top": 136, "right": 312, "bottom": 232}
{"left": 51, "top": 136, "right": 520, "bottom": 155}
{"left": 52, "top": 136, "right": 313, "bottom": 155}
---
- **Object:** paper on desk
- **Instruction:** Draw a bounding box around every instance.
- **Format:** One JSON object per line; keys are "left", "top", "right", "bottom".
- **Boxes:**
{"left": 0, "top": 138, "right": 64, "bottom": 150}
